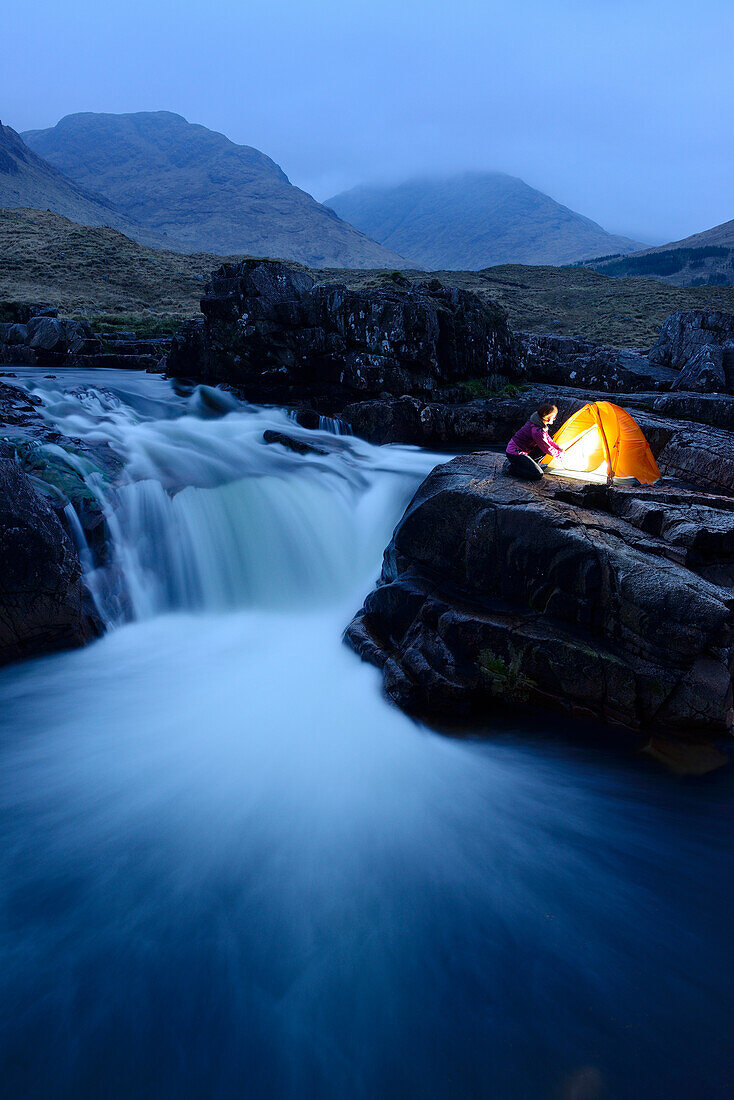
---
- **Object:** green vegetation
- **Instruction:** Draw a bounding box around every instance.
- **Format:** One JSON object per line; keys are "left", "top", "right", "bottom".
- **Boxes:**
{"left": 84, "top": 312, "right": 186, "bottom": 335}
{"left": 597, "top": 246, "right": 733, "bottom": 279}
{"left": 457, "top": 378, "right": 526, "bottom": 399}
{"left": 478, "top": 648, "right": 535, "bottom": 701}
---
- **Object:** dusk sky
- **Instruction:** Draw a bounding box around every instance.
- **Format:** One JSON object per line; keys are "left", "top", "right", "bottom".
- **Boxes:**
{"left": 4, "top": 0, "right": 733, "bottom": 244}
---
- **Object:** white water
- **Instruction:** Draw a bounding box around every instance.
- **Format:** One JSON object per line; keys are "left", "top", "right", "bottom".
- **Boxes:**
{"left": 1, "top": 369, "right": 733, "bottom": 1099}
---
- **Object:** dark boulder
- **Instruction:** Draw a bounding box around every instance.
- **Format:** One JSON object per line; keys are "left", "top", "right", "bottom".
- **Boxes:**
{"left": 341, "top": 392, "right": 556, "bottom": 447}
{"left": 26, "top": 315, "right": 66, "bottom": 351}
{"left": 649, "top": 310, "right": 734, "bottom": 393}
{"left": 0, "top": 315, "right": 100, "bottom": 364}
{"left": 346, "top": 453, "right": 734, "bottom": 739}
{"left": 672, "top": 344, "right": 727, "bottom": 393}
{"left": 7, "top": 323, "right": 28, "bottom": 345}
{"left": 651, "top": 420, "right": 734, "bottom": 495}
{"left": 649, "top": 310, "right": 734, "bottom": 367}
{"left": 168, "top": 260, "right": 516, "bottom": 406}
{"left": 516, "top": 332, "right": 678, "bottom": 391}
{"left": 0, "top": 448, "right": 99, "bottom": 666}
{"left": 262, "top": 430, "right": 328, "bottom": 456}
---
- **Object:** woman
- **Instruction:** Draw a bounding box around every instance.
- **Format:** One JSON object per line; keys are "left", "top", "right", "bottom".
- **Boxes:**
{"left": 505, "top": 402, "right": 563, "bottom": 480}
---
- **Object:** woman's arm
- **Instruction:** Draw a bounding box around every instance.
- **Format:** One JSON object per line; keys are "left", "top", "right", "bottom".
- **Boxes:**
{"left": 530, "top": 425, "right": 562, "bottom": 457}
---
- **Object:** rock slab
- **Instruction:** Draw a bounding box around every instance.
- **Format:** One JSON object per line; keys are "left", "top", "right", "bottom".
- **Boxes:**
{"left": 346, "top": 453, "right": 734, "bottom": 739}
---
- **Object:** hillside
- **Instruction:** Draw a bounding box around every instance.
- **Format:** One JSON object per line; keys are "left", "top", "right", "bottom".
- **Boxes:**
{"left": 2, "top": 209, "right": 734, "bottom": 347}
{"left": 0, "top": 122, "right": 168, "bottom": 248}
{"left": 589, "top": 217, "right": 734, "bottom": 286}
{"left": 0, "top": 209, "right": 233, "bottom": 320}
{"left": 22, "top": 112, "right": 414, "bottom": 269}
{"left": 325, "top": 173, "right": 643, "bottom": 270}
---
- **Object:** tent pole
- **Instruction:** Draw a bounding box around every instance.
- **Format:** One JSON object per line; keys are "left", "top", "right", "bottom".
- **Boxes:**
{"left": 593, "top": 405, "right": 614, "bottom": 481}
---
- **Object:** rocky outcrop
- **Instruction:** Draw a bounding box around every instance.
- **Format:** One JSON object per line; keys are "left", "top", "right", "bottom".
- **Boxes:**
{"left": 346, "top": 453, "right": 734, "bottom": 740}
{"left": 167, "top": 261, "right": 516, "bottom": 406}
{"left": 339, "top": 386, "right": 734, "bottom": 496}
{"left": 0, "top": 447, "right": 99, "bottom": 666}
{"left": 516, "top": 332, "right": 679, "bottom": 391}
{"left": 649, "top": 311, "right": 734, "bottom": 393}
{"left": 341, "top": 385, "right": 734, "bottom": 447}
{"left": 0, "top": 313, "right": 101, "bottom": 366}
{"left": 0, "top": 308, "right": 174, "bottom": 371}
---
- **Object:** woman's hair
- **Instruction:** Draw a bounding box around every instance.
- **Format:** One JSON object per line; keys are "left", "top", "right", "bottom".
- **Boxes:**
{"left": 537, "top": 402, "right": 558, "bottom": 418}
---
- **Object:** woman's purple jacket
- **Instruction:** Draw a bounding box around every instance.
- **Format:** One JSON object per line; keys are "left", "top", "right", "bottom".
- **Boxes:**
{"left": 506, "top": 419, "right": 563, "bottom": 459}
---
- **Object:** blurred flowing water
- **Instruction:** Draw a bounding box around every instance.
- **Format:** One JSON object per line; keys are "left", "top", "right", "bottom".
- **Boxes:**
{"left": 1, "top": 369, "right": 733, "bottom": 1099}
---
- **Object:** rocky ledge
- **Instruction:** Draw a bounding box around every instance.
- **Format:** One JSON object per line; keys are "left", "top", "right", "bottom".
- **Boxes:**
{"left": 0, "top": 303, "right": 172, "bottom": 370}
{"left": 346, "top": 454, "right": 734, "bottom": 741}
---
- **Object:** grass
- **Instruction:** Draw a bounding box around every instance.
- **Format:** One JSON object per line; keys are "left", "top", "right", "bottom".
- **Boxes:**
{"left": 325, "top": 265, "right": 734, "bottom": 348}
{"left": 3, "top": 208, "right": 734, "bottom": 347}
{"left": 84, "top": 313, "right": 186, "bottom": 335}
{"left": 457, "top": 379, "right": 527, "bottom": 399}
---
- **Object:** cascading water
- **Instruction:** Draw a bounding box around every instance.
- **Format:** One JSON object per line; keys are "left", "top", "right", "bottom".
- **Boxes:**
{"left": 1, "top": 367, "right": 733, "bottom": 1100}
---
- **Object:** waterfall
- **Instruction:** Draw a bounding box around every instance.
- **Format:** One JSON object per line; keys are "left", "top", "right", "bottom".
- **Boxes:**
{"left": 19, "top": 368, "right": 437, "bottom": 624}
{"left": 318, "top": 414, "right": 352, "bottom": 435}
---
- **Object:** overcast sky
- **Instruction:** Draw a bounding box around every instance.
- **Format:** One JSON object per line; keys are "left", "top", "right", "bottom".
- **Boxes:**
{"left": 4, "top": 0, "right": 733, "bottom": 244}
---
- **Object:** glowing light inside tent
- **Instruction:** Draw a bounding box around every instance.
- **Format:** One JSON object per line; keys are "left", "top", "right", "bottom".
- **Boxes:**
{"left": 547, "top": 425, "right": 610, "bottom": 481}
{"left": 542, "top": 402, "right": 660, "bottom": 486}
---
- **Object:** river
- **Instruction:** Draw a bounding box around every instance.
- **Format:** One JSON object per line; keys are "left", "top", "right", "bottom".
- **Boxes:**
{"left": 1, "top": 368, "right": 732, "bottom": 1098}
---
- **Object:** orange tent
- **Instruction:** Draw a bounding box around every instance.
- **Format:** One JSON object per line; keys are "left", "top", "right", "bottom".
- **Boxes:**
{"left": 542, "top": 401, "right": 660, "bottom": 484}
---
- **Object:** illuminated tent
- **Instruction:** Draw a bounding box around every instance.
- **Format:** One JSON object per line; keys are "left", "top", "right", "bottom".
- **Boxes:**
{"left": 543, "top": 401, "right": 660, "bottom": 484}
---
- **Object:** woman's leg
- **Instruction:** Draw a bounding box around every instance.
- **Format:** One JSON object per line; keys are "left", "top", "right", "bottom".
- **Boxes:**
{"left": 506, "top": 452, "right": 544, "bottom": 481}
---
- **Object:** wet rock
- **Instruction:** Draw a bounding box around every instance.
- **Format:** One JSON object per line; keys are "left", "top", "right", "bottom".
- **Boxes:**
{"left": 0, "top": 448, "right": 99, "bottom": 666}
{"left": 346, "top": 452, "right": 734, "bottom": 739}
{"left": 262, "top": 430, "right": 328, "bottom": 456}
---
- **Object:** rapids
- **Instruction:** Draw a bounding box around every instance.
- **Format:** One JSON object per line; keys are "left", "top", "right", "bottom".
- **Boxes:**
{"left": 0, "top": 368, "right": 733, "bottom": 1099}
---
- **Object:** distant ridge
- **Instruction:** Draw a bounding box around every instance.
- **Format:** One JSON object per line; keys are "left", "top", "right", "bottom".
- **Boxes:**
{"left": 326, "top": 172, "right": 643, "bottom": 270}
{"left": 0, "top": 121, "right": 168, "bottom": 248}
{"left": 23, "top": 112, "right": 416, "bottom": 268}
{"left": 588, "top": 217, "right": 734, "bottom": 286}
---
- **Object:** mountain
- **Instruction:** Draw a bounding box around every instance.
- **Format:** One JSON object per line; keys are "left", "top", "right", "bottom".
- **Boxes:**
{"left": 325, "top": 173, "right": 643, "bottom": 270}
{"left": 0, "top": 121, "right": 167, "bottom": 247}
{"left": 589, "top": 218, "right": 734, "bottom": 286}
{"left": 22, "top": 112, "right": 414, "bottom": 268}
{"left": 650, "top": 218, "right": 734, "bottom": 252}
